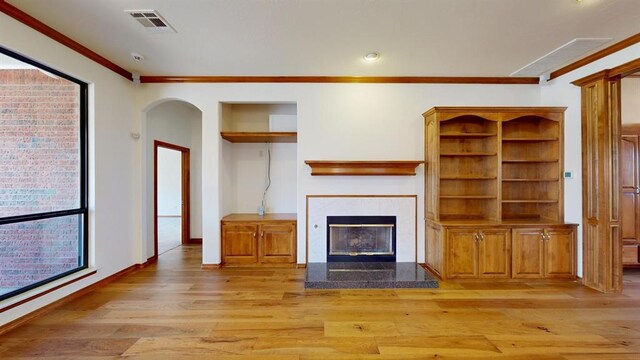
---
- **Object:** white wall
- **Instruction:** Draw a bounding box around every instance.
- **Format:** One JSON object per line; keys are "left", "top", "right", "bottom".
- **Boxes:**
{"left": 541, "top": 43, "right": 640, "bottom": 276}
{"left": 144, "top": 101, "right": 203, "bottom": 257}
{"left": 157, "top": 148, "right": 182, "bottom": 216}
{"left": 136, "top": 83, "right": 541, "bottom": 265}
{"left": 622, "top": 77, "right": 640, "bottom": 124}
{"left": 0, "top": 13, "right": 137, "bottom": 325}
{"left": 220, "top": 105, "right": 298, "bottom": 215}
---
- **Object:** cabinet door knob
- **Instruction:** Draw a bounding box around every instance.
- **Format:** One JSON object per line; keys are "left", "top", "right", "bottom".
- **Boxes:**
{"left": 252, "top": 232, "right": 257, "bottom": 239}
{"left": 260, "top": 231, "right": 264, "bottom": 238}
{"left": 474, "top": 233, "right": 479, "bottom": 242}
{"left": 479, "top": 231, "right": 485, "bottom": 241}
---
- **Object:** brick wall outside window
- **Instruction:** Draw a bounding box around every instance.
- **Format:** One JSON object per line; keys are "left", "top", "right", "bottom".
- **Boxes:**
{"left": 0, "top": 69, "right": 81, "bottom": 294}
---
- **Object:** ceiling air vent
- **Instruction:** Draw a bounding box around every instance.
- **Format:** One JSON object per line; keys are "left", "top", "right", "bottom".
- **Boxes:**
{"left": 126, "top": 10, "right": 176, "bottom": 34}
{"left": 511, "top": 38, "right": 611, "bottom": 77}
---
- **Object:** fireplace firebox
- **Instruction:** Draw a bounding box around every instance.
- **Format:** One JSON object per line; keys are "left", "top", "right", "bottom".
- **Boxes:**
{"left": 326, "top": 216, "right": 396, "bottom": 262}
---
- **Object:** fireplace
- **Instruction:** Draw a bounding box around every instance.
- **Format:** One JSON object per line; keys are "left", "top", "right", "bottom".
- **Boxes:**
{"left": 326, "top": 216, "right": 396, "bottom": 262}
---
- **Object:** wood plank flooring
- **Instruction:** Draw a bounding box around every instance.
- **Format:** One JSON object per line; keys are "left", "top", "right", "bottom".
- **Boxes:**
{"left": 1, "top": 244, "right": 640, "bottom": 359}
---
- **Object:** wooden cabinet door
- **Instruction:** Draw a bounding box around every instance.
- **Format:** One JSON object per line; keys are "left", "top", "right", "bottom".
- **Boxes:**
{"left": 621, "top": 134, "right": 640, "bottom": 265}
{"left": 478, "top": 228, "right": 511, "bottom": 278}
{"left": 259, "top": 223, "right": 296, "bottom": 264}
{"left": 447, "top": 229, "right": 478, "bottom": 278}
{"left": 222, "top": 224, "right": 258, "bottom": 264}
{"left": 544, "top": 227, "right": 576, "bottom": 278}
{"left": 512, "top": 228, "right": 544, "bottom": 278}
{"left": 426, "top": 223, "right": 443, "bottom": 277}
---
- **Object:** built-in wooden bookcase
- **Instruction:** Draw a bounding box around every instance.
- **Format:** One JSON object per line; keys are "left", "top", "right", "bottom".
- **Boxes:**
{"left": 424, "top": 107, "right": 575, "bottom": 281}
{"left": 425, "top": 108, "right": 564, "bottom": 223}
{"left": 501, "top": 115, "right": 563, "bottom": 221}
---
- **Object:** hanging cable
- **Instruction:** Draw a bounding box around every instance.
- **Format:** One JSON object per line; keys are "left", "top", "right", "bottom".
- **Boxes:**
{"left": 261, "top": 143, "right": 272, "bottom": 212}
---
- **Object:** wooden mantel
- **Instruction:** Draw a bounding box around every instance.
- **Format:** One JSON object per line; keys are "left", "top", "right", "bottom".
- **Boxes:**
{"left": 304, "top": 160, "right": 423, "bottom": 176}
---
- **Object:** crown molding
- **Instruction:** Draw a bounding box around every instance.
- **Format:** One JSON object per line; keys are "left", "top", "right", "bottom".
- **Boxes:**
{"left": 0, "top": 0, "right": 132, "bottom": 80}
{"left": 139, "top": 75, "right": 539, "bottom": 84}
{"left": 549, "top": 32, "right": 640, "bottom": 81}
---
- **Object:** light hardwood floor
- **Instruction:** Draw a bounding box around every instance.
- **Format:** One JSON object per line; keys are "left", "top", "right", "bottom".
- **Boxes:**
{"left": 1, "top": 244, "right": 640, "bottom": 359}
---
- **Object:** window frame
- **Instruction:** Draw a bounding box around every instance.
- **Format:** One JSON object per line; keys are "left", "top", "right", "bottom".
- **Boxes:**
{"left": 0, "top": 46, "right": 89, "bottom": 302}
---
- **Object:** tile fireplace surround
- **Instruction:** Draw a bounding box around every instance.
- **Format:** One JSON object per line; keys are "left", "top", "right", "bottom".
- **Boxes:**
{"left": 306, "top": 195, "right": 417, "bottom": 263}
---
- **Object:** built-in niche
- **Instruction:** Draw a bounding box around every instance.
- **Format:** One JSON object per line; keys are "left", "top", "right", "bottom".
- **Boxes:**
{"left": 219, "top": 103, "right": 298, "bottom": 215}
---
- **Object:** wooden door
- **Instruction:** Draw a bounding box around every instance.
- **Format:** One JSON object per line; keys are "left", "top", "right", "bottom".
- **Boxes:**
{"left": 544, "top": 227, "right": 577, "bottom": 278}
{"left": 222, "top": 224, "right": 258, "bottom": 264}
{"left": 574, "top": 73, "right": 622, "bottom": 292}
{"left": 446, "top": 229, "right": 478, "bottom": 278}
{"left": 477, "top": 228, "right": 511, "bottom": 278}
{"left": 621, "top": 133, "right": 640, "bottom": 266}
{"left": 259, "top": 223, "right": 296, "bottom": 264}
{"left": 512, "top": 228, "right": 544, "bottom": 278}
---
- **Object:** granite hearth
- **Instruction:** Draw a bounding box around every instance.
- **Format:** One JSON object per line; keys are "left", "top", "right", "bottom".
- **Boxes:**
{"left": 304, "top": 262, "right": 439, "bottom": 289}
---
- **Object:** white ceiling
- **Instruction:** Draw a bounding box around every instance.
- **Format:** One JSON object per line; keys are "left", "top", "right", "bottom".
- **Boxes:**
{"left": 6, "top": 0, "right": 640, "bottom": 77}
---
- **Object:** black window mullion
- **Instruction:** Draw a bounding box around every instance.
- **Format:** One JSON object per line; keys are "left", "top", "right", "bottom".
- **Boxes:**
{"left": 0, "top": 45, "right": 89, "bottom": 302}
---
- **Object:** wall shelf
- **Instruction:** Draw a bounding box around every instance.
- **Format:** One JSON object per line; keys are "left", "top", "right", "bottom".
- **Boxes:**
{"left": 220, "top": 132, "right": 297, "bottom": 143}
{"left": 304, "top": 160, "right": 423, "bottom": 176}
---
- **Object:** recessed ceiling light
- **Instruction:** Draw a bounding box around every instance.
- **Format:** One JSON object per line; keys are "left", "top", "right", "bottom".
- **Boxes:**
{"left": 364, "top": 52, "right": 380, "bottom": 62}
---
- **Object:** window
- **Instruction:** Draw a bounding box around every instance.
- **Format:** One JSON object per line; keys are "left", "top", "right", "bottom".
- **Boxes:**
{"left": 0, "top": 47, "right": 88, "bottom": 301}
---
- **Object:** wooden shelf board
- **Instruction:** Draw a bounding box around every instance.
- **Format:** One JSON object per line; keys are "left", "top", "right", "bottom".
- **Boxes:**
{"left": 304, "top": 160, "right": 423, "bottom": 176}
{"left": 502, "top": 137, "right": 558, "bottom": 142}
{"left": 502, "top": 159, "right": 559, "bottom": 163}
{"left": 441, "top": 176, "right": 497, "bottom": 180}
{"left": 441, "top": 195, "right": 496, "bottom": 199}
{"left": 502, "top": 200, "right": 559, "bottom": 203}
{"left": 503, "top": 178, "right": 559, "bottom": 182}
{"left": 440, "top": 152, "right": 497, "bottom": 157}
{"left": 220, "top": 132, "right": 297, "bottom": 143}
{"left": 440, "top": 132, "right": 496, "bottom": 138}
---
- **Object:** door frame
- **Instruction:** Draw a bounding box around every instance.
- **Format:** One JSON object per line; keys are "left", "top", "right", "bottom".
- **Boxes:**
{"left": 573, "top": 57, "right": 640, "bottom": 292}
{"left": 154, "top": 140, "right": 190, "bottom": 259}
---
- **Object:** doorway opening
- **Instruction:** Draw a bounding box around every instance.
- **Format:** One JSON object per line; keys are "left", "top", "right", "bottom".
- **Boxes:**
{"left": 621, "top": 74, "right": 640, "bottom": 276}
{"left": 575, "top": 57, "right": 640, "bottom": 293}
{"left": 154, "top": 141, "right": 190, "bottom": 258}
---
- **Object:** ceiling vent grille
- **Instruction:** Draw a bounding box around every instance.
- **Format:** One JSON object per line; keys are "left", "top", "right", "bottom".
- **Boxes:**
{"left": 511, "top": 38, "right": 611, "bottom": 77}
{"left": 126, "top": 10, "right": 176, "bottom": 34}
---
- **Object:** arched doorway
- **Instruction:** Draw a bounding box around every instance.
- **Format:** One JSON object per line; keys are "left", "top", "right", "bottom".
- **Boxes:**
{"left": 143, "top": 100, "right": 203, "bottom": 261}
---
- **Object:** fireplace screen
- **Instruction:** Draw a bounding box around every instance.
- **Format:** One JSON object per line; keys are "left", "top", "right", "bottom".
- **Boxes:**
{"left": 329, "top": 224, "right": 394, "bottom": 255}
{"left": 326, "top": 216, "right": 396, "bottom": 262}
